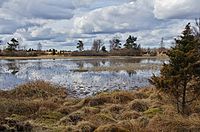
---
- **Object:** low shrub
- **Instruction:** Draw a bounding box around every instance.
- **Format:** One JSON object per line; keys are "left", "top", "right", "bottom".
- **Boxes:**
{"left": 69, "top": 50, "right": 109, "bottom": 56}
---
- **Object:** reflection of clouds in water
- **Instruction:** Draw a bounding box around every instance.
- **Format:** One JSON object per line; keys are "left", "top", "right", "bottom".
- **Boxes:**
{"left": 0, "top": 73, "right": 25, "bottom": 90}
{"left": 140, "top": 59, "right": 169, "bottom": 64}
{"left": 0, "top": 58, "right": 165, "bottom": 97}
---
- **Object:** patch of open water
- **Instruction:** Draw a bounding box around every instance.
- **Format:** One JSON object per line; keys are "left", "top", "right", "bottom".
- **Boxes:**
{"left": 0, "top": 58, "right": 167, "bottom": 97}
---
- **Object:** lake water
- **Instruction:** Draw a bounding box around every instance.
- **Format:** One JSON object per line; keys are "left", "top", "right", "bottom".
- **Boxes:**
{"left": 0, "top": 57, "right": 167, "bottom": 97}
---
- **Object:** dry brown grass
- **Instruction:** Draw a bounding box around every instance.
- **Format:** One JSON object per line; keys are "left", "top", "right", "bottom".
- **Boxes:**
{"left": 129, "top": 99, "right": 149, "bottom": 112}
{"left": 1, "top": 81, "right": 200, "bottom": 131}
{"left": 106, "top": 104, "right": 124, "bottom": 114}
{"left": 120, "top": 111, "right": 141, "bottom": 120}
{"left": 147, "top": 114, "right": 200, "bottom": 132}
{"left": 94, "top": 124, "right": 128, "bottom": 132}
{"left": 7, "top": 80, "right": 67, "bottom": 99}
{"left": 76, "top": 121, "right": 96, "bottom": 132}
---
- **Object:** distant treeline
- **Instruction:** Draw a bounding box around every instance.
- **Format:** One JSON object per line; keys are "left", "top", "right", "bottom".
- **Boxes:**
{"left": 0, "top": 35, "right": 166, "bottom": 57}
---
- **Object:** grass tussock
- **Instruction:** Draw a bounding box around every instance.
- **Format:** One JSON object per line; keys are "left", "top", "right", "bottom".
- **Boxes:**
{"left": 94, "top": 124, "right": 129, "bottom": 132}
{"left": 129, "top": 99, "right": 149, "bottom": 112}
{"left": 76, "top": 121, "right": 96, "bottom": 132}
{"left": 120, "top": 111, "right": 141, "bottom": 120}
{"left": 5, "top": 80, "right": 67, "bottom": 99}
{"left": 1, "top": 81, "right": 200, "bottom": 131}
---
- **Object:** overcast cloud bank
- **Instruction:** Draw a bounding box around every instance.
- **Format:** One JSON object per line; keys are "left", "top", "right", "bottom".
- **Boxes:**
{"left": 0, "top": 0, "right": 199, "bottom": 50}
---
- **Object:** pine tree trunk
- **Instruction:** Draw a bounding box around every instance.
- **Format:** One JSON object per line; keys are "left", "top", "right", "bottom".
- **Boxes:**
{"left": 176, "top": 98, "right": 180, "bottom": 113}
{"left": 182, "top": 81, "right": 187, "bottom": 114}
{"left": 175, "top": 90, "right": 180, "bottom": 113}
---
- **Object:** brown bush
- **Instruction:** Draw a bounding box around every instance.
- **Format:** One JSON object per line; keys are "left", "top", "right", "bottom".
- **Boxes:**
{"left": 110, "top": 49, "right": 142, "bottom": 56}
{"left": 70, "top": 50, "right": 108, "bottom": 56}
{"left": 0, "top": 50, "right": 46, "bottom": 57}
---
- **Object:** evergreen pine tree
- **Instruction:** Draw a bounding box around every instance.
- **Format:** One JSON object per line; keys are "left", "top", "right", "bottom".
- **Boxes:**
{"left": 150, "top": 23, "right": 200, "bottom": 115}
{"left": 77, "top": 40, "right": 84, "bottom": 51}
{"left": 124, "top": 35, "right": 137, "bottom": 49}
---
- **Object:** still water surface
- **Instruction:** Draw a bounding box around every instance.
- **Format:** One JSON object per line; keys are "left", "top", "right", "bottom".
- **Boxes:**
{"left": 0, "top": 57, "right": 167, "bottom": 97}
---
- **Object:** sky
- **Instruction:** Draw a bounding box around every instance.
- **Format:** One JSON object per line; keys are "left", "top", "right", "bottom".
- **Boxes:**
{"left": 0, "top": 0, "right": 199, "bottom": 50}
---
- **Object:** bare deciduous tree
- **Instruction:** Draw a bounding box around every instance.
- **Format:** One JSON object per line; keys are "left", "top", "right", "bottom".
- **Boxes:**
{"left": 91, "top": 39, "right": 104, "bottom": 52}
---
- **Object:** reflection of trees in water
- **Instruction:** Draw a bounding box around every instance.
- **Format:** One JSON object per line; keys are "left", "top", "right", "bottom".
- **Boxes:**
{"left": 88, "top": 60, "right": 101, "bottom": 67}
{"left": 6, "top": 60, "right": 20, "bottom": 75}
{"left": 109, "top": 58, "right": 143, "bottom": 66}
{"left": 36, "top": 60, "right": 42, "bottom": 70}
{"left": 74, "top": 58, "right": 152, "bottom": 69}
{"left": 126, "top": 70, "right": 137, "bottom": 77}
{"left": 25, "top": 71, "right": 29, "bottom": 81}
{"left": 76, "top": 61, "right": 84, "bottom": 69}
{"left": 74, "top": 59, "right": 109, "bottom": 69}
{"left": 160, "top": 59, "right": 167, "bottom": 64}
{"left": 101, "top": 60, "right": 106, "bottom": 65}
{"left": 0, "top": 60, "right": 3, "bottom": 73}
{"left": 145, "top": 58, "right": 157, "bottom": 64}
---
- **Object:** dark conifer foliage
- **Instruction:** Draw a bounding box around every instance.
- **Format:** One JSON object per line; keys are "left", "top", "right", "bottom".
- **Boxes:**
{"left": 7, "top": 38, "right": 19, "bottom": 51}
{"left": 77, "top": 40, "right": 84, "bottom": 51}
{"left": 124, "top": 35, "right": 137, "bottom": 49}
{"left": 150, "top": 23, "right": 200, "bottom": 115}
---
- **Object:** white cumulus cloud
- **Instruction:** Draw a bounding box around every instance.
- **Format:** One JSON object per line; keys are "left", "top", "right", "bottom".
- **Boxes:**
{"left": 154, "top": 0, "right": 200, "bottom": 19}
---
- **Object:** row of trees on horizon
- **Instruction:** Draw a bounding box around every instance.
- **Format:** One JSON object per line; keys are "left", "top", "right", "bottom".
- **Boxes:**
{"left": 0, "top": 34, "right": 162, "bottom": 54}
{"left": 76, "top": 35, "right": 142, "bottom": 52}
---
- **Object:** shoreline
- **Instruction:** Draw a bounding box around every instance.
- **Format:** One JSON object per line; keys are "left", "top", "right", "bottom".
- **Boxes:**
{"left": 0, "top": 55, "right": 168, "bottom": 60}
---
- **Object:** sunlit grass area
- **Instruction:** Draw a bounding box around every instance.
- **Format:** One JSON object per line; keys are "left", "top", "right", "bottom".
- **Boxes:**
{"left": 0, "top": 81, "right": 200, "bottom": 131}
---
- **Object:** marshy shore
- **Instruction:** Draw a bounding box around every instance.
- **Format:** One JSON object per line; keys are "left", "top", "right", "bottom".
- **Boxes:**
{"left": 0, "top": 81, "right": 200, "bottom": 132}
